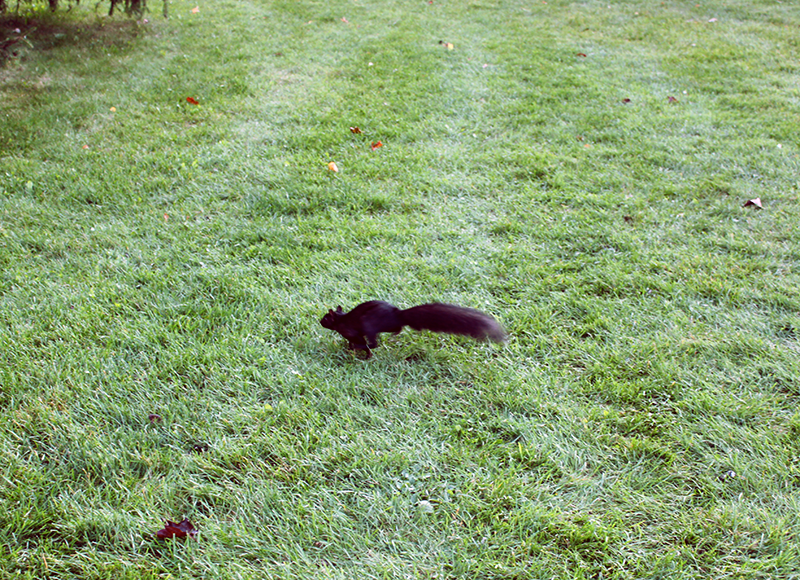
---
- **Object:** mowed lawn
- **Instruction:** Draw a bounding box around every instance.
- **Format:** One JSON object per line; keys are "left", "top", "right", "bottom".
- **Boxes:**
{"left": 1, "top": 0, "right": 799, "bottom": 578}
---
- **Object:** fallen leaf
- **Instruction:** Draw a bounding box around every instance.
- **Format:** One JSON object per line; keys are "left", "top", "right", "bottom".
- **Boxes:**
{"left": 156, "top": 519, "right": 197, "bottom": 540}
{"left": 191, "top": 6, "right": 199, "bottom": 14}
{"left": 148, "top": 414, "right": 163, "bottom": 423}
{"left": 743, "top": 198, "right": 762, "bottom": 209}
{"left": 109, "top": 106, "right": 117, "bottom": 112}
{"left": 439, "top": 41, "right": 454, "bottom": 50}
{"left": 708, "top": 18, "right": 718, "bottom": 23}
{"left": 349, "top": 126, "right": 362, "bottom": 134}
{"left": 82, "top": 144, "right": 89, "bottom": 150}
{"left": 621, "top": 98, "right": 631, "bottom": 103}
{"left": 341, "top": 17, "right": 349, "bottom": 23}
{"left": 370, "top": 141, "right": 383, "bottom": 151}
{"left": 576, "top": 52, "right": 587, "bottom": 57}
{"left": 186, "top": 97, "right": 199, "bottom": 105}
{"left": 667, "top": 96, "right": 679, "bottom": 103}
{"left": 328, "top": 161, "right": 339, "bottom": 173}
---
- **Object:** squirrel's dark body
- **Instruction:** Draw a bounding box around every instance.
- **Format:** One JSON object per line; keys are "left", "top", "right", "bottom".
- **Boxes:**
{"left": 320, "top": 300, "right": 506, "bottom": 358}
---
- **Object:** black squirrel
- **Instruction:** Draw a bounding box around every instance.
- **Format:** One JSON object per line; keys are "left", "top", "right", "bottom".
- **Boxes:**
{"left": 320, "top": 300, "right": 506, "bottom": 358}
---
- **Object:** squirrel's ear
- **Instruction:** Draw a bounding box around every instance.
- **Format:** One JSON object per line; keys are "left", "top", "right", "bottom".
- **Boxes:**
{"left": 335, "top": 306, "right": 344, "bottom": 313}
{"left": 327, "top": 308, "right": 336, "bottom": 315}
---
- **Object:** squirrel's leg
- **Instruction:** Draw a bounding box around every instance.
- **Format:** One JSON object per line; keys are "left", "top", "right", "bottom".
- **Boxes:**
{"left": 349, "top": 343, "right": 372, "bottom": 359}
{"left": 348, "top": 340, "right": 373, "bottom": 359}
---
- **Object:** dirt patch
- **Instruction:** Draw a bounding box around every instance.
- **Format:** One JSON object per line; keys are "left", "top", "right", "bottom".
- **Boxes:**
{"left": 1, "top": 13, "right": 144, "bottom": 65}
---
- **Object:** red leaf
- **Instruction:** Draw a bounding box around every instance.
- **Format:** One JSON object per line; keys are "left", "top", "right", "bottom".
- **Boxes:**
{"left": 349, "top": 126, "right": 362, "bottom": 134}
{"left": 667, "top": 96, "right": 678, "bottom": 103}
{"left": 621, "top": 98, "right": 631, "bottom": 103}
{"left": 370, "top": 141, "right": 383, "bottom": 151}
{"left": 186, "top": 97, "right": 200, "bottom": 105}
{"left": 576, "top": 52, "right": 587, "bottom": 57}
{"left": 156, "top": 518, "right": 197, "bottom": 540}
{"left": 743, "top": 198, "right": 762, "bottom": 209}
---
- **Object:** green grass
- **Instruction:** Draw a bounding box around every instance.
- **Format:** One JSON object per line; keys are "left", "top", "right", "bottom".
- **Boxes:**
{"left": 1, "top": 0, "right": 800, "bottom": 578}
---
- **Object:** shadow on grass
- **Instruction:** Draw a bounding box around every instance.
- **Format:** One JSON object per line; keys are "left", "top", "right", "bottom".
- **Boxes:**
{"left": 1, "top": 12, "right": 144, "bottom": 64}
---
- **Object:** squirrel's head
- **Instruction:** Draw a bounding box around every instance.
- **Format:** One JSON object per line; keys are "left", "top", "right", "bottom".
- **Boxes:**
{"left": 320, "top": 306, "right": 344, "bottom": 329}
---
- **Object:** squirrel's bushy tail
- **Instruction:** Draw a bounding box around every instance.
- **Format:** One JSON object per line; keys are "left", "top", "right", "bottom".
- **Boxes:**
{"left": 400, "top": 303, "right": 506, "bottom": 343}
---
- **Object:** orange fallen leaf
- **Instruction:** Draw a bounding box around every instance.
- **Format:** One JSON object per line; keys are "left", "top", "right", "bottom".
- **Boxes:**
{"left": 186, "top": 97, "right": 199, "bottom": 105}
{"left": 327, "top": 161, "right": 339, "bottom": 173}
{"left": 341, "top": 17, "right": 349, "bottom": 23}
{"left": 350, "top": 127, "right": 362, "bottom": 134}
{"left": 191, "top": 6, "right": 199, "bottom": 14}
{"left": 82, "top": 144, "right": 89, "bottom": 149}
{"left": 371, "top": 141, "right": 383, "bottom": 151}
{"left": 743, "top": 198, "right": 762, "bottom": 209}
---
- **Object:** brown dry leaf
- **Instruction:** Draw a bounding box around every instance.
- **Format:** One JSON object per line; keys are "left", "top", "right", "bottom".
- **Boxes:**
{"left": 156, "top": 519, "right": 198, "bottom": 540}
{"left": 349, "top": 127, "right": 362, "bottom": 134}
{"left": 327, "top": 161, "right": 339, "bottom": 173}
